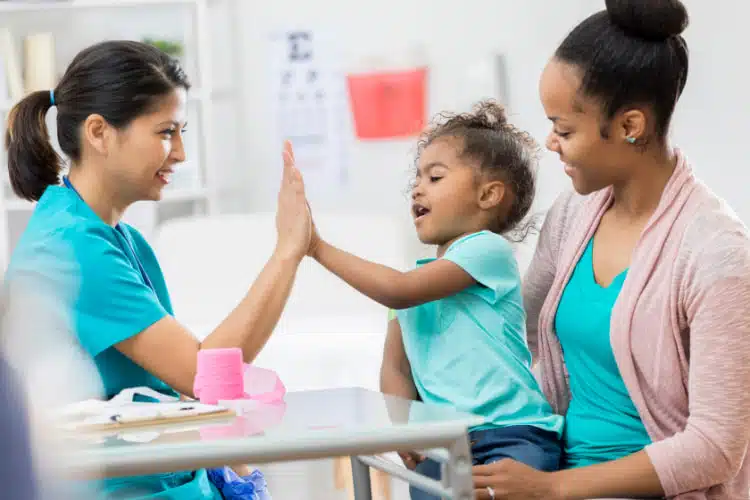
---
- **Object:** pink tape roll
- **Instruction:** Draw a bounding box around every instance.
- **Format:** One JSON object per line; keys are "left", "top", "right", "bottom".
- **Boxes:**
{"left": 192, "top": 348, "right": 287, "bottom": 406}
{"left": 194, "top": 348, "right": 244, "bottom": 404}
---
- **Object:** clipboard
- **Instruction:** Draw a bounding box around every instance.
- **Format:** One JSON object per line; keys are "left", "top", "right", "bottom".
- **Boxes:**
{"left": 61, "top": 401, "right": 235, "bottom": 432}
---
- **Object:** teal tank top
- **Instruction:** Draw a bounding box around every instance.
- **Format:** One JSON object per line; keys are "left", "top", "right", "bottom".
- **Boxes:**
{"left": 554, "top": 238, "right": 651, "bottom": 468}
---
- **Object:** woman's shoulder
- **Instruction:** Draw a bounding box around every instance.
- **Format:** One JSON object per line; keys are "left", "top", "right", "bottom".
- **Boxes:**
{"left": 10, "top": 205, "right": 122, "bottom": 281}
{"left": 23, "top": 186, "right": 116, "bottom": 246}
{"left": 681, "top": 180, "right": 749, "bottom": 251}
{"left": 27, "top": 215, "right": 117, "bottom": 256}
{"left": 676, "top": 180, "right": 750, "bottom": 283}
{"left": 697, "top": 181, "right": 745, "bottom": 222}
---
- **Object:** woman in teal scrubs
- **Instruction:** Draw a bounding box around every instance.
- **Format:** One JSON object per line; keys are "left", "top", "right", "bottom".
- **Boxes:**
{"left": 3, "top": 40, "right": 311, "bottom": 498}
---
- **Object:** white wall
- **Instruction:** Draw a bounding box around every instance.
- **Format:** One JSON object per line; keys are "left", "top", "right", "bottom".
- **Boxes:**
{"left": 6, "top": 1, "right": 743, "bottom": 255}
{"left": 232, "top": 0, "right": 603, "bottom": 260}
{"left": 9, "top": 0, "right": 740, "bottom": 262}
{"left": 230, "top": 0, "right": 748, "bottom": 267}
{"left": 670, "top": 0, "right": 749, "bottom": 219}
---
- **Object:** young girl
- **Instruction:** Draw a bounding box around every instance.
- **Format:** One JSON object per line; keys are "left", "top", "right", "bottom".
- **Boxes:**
{"left": 303, "top": 100, "right": 563, "bottom": 499}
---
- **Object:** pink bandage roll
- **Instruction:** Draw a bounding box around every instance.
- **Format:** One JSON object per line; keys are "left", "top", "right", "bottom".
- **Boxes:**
{"left": 193, "top": 348, "right": 245, "bottom": 404}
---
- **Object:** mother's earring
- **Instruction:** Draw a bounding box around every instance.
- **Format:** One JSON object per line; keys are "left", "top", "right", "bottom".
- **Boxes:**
{"left": 626, "top": 136, "right": 636, "bottom": 144}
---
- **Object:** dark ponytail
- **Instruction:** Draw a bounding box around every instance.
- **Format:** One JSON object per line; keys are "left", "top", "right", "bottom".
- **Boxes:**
{"left": 5, "top": 91, "right": 62, "bottom": 202}
{"left": 4, "top": 40, "right": 190, "bottom": 202}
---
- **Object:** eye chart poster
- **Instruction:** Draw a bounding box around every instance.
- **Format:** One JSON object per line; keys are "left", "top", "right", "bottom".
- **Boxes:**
{"left": 268, "top": 29, "right": 349, "bottom": 198}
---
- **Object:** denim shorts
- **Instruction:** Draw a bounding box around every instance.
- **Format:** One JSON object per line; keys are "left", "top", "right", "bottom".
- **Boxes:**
{"left": 409, "top": 425, "right": 561, "bottom": 500}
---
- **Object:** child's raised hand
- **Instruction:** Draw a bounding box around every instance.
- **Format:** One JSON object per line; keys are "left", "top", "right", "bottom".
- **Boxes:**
{"left": 275, "top": 140, "right": 311, "bottom": 262}
{"left": 306, "top": 203, "right": 322, "bottom": 258}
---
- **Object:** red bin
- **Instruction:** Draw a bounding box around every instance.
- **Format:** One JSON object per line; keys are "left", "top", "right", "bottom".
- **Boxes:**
{"left": 346, "top": 67, "right": 427, "bottom": 140}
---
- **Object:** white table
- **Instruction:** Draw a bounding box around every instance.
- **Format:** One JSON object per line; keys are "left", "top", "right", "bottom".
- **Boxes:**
{"left": 62, "top": 387, "right": 483, "bottom": 500}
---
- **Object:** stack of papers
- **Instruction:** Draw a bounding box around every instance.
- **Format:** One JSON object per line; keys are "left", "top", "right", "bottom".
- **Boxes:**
{"left": 54, "top": 387, "right": 234, "bottom": 431}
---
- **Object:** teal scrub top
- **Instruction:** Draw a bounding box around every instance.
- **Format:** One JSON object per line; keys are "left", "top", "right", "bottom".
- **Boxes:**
{"left": 397, "top": 231, "right": 563, "bottom": 435}
{"left": 554, "top": 238, "right": 651, "bottom": 468}
{"left": 5, "top": 185, "right": 221, "bottom": 499}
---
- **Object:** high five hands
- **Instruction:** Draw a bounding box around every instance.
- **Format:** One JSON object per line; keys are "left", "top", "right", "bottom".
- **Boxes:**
{"left": 275, "top": 141, "right": 320, "bottom": 261}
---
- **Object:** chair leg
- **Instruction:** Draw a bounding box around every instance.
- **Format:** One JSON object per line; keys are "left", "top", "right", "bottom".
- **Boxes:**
{"left": 333, "top": 456, "right": 350, "bottom": 492}
{"left": 333, "top": 456, "right": 391, "bottom": 500}
{"left": 372, "top": 468, "right": 392, "bottom": 500}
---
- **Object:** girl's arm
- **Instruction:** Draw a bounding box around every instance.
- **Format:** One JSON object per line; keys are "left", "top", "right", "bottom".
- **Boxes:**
{"left": 380, "top": 317, "right": 418, "bottom": 400}
{"left": 310, "top": 239, "right": 474, "bottom": 310}
{"left": 380, "top": 316, "right": 426, "bottom": 469}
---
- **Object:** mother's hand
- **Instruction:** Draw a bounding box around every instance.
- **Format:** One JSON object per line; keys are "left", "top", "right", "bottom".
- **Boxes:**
{"left": 473, "top": 459, "right": 562, "bottom": 500}
{"left": 275, "top": 140, "right": 311, "bottom": 262}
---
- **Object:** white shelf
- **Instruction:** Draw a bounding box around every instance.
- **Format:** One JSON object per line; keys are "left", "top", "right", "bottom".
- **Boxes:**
{"left": 0, "top": 0, "right": 199, "bottom": 14}
{"left": 0, "top": 0, "right": 234, "bottom": 260}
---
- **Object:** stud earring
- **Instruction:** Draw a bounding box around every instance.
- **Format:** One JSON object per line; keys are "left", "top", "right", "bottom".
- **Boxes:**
{"left": 626, "top": 136, "right": 636, "bottom": 144}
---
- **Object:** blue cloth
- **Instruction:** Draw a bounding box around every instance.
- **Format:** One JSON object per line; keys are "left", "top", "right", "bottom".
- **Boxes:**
{"left": 409, "top": 425, "right": 561, "bottom": 500}
{"left": 5, "top": 185, "right": 221, "bottom": 499}
{"left": 206, "top": 467, "right": 271, "bottom": 500}
{"left": 554, "top": 238, "right": 651, "bottom": 468}
{"left": 396, "top": 231, "right": 563, "bottom": 434}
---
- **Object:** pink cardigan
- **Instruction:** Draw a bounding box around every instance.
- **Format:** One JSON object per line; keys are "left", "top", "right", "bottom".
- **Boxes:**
{"left": 523, "top": 150, "right": 750, "bottom": 499}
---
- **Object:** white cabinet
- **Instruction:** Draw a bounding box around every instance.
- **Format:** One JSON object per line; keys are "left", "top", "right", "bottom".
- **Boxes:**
{"left": 0, "top": 0, "right": 241, "bottom": 257}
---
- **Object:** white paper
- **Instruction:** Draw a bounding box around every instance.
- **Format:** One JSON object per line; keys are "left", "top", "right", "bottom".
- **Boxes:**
{"left": 54, "top": 386, "right": 226, "bottom": 430}
{"left": 268, "top": 28, "right": 349, "bottom": 199}
{"left": 59, "top": 401, "right": 228, "bottom": 430}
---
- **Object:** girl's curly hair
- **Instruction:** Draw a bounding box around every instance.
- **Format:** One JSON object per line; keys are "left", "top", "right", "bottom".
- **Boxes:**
{"left": 415, "top": 100, "right": 541, "bottom": 242}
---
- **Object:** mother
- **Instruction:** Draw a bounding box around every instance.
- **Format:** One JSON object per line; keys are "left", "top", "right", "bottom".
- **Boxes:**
{"left": 473, "top": 0, "right": 750, "bottom": 499}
